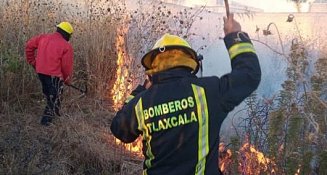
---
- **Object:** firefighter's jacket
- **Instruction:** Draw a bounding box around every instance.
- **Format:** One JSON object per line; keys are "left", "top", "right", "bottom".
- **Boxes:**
{"left": 25, "top": 32, "right": 74, "bottom": 84}
{"left": 110, "top": 32, "right": 261, "bottom": 175}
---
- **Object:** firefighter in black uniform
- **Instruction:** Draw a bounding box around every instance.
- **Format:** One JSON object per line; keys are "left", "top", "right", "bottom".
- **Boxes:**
{"left": 110, "top": 14, "right": 261, "bottom": 175}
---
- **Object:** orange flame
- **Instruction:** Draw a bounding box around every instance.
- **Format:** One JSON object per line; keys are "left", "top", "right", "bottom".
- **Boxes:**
{"left": 115, "top": 137, "right": 144, "bottom": 158}
{"left": 238, "top": 143, "right": 277, "bottom": 174}
{"left": 111, "top": 24, "right": 133, "bottom": 111}
{"left": 219, "top": 143, "right": 233, "bottom": 173}
{"left": 219, "top": 141, "right": 278, "bottom": 174}
{"left": 111, "top": 22, "right": 144, "bottom": 158}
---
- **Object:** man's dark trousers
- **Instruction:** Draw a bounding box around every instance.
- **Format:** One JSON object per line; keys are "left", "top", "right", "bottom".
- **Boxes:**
{"left": 38, "top": 73, "right": 63, "bottom": 126}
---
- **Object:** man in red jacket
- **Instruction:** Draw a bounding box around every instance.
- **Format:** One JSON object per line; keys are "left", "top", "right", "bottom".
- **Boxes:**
{"left": 25, "top": 22, "right": 74, "bottom": 126}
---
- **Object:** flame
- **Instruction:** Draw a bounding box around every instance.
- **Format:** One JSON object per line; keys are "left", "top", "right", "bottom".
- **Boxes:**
{"left": 110, "top": 19, "right": 146, "bottom": 160}
{"left": 219, "top": 141, "right": 278, "bottom": 174}
{"left": 111, "top": 24, "right": 133, "bottom": 111}
{"left": 110, "top": 22, "right": 144, "bottom": 159}
{"left": 115, "top": 137, "right": 144, "bottom": 158}
{"left": 238, "top": 143, "right": 277, "bottom": 174}
{"left": 111, "top": 27, "right": 129, "bottom": 110}
{"left": 219, "top": 143, "right": 233, "bottom": 173}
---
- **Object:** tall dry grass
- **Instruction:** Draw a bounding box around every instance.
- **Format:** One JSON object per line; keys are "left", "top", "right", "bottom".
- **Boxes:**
{"left": 0, "top": 0, "right": 206, "bottom": 174}
{"left": 0, "top": 0, "right": 205, "bottom": 108}
{"left": 0, "top": 0, "right": 140, "bottom": 173}
{"left": 0, "top": 0, "right": 126, "bottom": 105}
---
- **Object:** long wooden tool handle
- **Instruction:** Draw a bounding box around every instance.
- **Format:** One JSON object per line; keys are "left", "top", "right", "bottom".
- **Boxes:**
{"left": 224, "top": 0, "right": 230, "bottom": 17}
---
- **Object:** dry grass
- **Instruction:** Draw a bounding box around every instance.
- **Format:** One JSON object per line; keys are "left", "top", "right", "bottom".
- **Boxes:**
{"left": 0, "top": 0, "right": 208, "bottom": 174}
{"left": 0, "top": 96, "right": 143, "bottom": 175}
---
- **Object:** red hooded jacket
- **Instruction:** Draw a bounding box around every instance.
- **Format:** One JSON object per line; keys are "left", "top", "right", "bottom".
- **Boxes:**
{"left": 25, "top": 32, "right": 73, "bottom": 84}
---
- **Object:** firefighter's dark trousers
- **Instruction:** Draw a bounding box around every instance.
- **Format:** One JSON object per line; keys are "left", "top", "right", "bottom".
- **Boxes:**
{"left": 38, "top": 73, "right": 63, "bottom": 126}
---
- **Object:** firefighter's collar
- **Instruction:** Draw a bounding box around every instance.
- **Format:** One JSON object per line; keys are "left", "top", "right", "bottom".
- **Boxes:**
{"left": 151, "top": 68, "right": 196, "bottom": 84}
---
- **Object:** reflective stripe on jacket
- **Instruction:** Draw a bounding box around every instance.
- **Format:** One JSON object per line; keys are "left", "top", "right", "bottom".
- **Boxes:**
{"left": 110, "top": 31, "right": 261, "bottom": 175}
{"left": 25, "top": 32, "right": 73, "bottom": 84}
